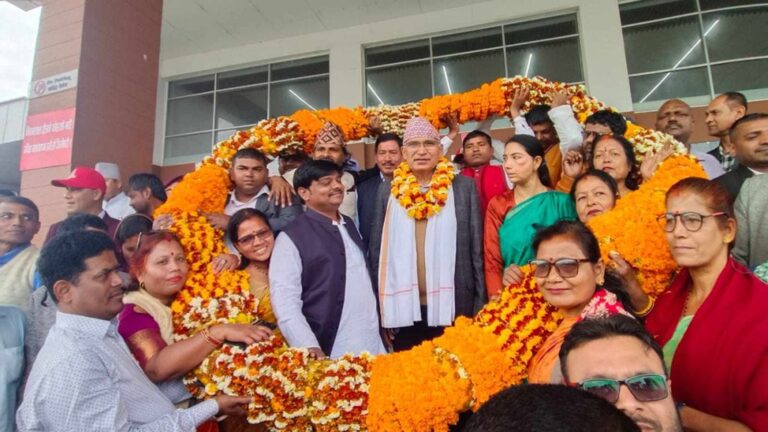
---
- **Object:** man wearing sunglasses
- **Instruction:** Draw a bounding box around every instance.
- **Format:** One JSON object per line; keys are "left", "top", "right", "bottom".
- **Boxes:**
{"left": 559, "top": 315, "right": 682, "bottom": 432}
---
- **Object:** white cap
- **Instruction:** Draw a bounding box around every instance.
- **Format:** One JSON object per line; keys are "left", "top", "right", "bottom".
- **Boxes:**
{"left": 95, "top": 162, "right": 120, "bottom": 180}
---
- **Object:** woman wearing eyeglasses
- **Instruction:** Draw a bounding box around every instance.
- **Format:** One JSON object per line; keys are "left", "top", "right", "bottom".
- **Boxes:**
{"left": 117, "top": 231, "right": 273, "bottom": 383}
{"left": 227, "top": 209, "right": 280, "bottom": 335}
{"left": 484, "top": 135, "right": 577, "bottom": 299}
{"left": 526, "top": 220, "right": 634, "bottom": 384}
{"left": 645, "top": 177, "right": 768, "bottom": 431}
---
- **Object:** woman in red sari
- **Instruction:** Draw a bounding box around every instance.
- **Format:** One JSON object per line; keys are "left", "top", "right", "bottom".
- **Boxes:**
{"left": 526, "top": 220, "right": 633, "bottom": 384}
{"left": 646, "top": 178, "right": 768, "bottom": 431}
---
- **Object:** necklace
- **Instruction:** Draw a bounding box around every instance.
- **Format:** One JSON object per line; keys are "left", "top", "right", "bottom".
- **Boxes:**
{"left": 391, "top": 157, "right": 455, "bottom": 220}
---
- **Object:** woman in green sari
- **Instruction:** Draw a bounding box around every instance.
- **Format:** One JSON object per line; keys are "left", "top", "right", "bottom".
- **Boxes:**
{"left": 484, "top": 135, "right": 577, "bottom": 298}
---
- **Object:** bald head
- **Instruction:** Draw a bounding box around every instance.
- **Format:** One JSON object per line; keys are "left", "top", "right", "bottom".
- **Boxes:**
{"left": 656, "top": 99, "right": 693, "bottom": 146}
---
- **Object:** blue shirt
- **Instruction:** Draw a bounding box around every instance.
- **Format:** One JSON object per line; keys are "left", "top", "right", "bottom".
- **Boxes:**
{"left": 0, "top": 306, "right": 26, "bottom": 432}
{"left": 0, "top": 245, "right": 43, "bottom": 290}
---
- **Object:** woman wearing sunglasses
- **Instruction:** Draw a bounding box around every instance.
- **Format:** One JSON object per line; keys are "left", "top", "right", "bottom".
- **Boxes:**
{"left": 645, "top": 178, "right": 768, "bottom": 431}
{"left": 117, "top": 231, "right": 273, "bottom": 383}
{"left": 484, "top": 135, "right": 577, "bottom": 299}
{"left": 526, "top": 220, "right": 634, "bottom": 384}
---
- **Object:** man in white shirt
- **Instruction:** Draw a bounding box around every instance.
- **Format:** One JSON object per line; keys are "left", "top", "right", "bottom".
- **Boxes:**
{"left": 95, "top": 162, "right": 135, "bottom": 220}
{"left": 270, "top": 160, "right": 386, "bottom": 359}
{"left": 17, "top": 230, "right": 250, "bottom": 431}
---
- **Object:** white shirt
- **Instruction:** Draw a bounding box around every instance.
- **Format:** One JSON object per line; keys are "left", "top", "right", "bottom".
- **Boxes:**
{"left": 103, "top": 192, "right": 135, "bottom": 220}
{"left": 224, "top": 185, "right": 270, "bottom": 216}
{"left": 269, "top": 218, "right": 386, "bottom": 359}
{"left": 17, "top": 312, "right": 218, "bottom": 431}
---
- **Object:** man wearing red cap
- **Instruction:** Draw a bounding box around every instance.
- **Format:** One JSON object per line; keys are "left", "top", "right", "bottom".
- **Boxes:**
{"left": 44, "top": 167, "right": 120, "bottom": 243}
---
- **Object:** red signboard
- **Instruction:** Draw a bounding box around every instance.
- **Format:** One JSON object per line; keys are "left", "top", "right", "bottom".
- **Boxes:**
{"left": 19, "top": 107, "right": 76, "bottom": 171}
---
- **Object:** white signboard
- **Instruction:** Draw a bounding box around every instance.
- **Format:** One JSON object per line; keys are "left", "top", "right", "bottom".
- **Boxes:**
{"left": 30, "top": 69, "right": 78, "bottom": 99}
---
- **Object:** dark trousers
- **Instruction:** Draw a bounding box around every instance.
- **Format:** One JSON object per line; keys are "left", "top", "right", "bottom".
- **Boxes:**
{"left": 392, "top": 306, "right": 446, "bottom": 352}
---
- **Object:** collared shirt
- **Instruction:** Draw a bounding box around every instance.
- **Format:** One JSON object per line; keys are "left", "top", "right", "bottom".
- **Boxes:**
{"left": 103, "top": 192, "right": 135, "bottom": 221}
{"left": 0, "top": 245, "right": 42, "bottom": 289}
{"left": 713, "top": 144, "right": 738, "bottom": 172}
{"left": 1, "top": 306, "right": 25, "bottom": 432}
{"left": 692, "top": 151, "right": 726, "bottom": 180}
{"left": 17, "top": 312, "right": 218, "bottom": 431}
{"left": 748, "top": 167, "right": 766, "bottom": 176}
{"left": 269, "top": 216, "right": 385, "bottom": 359}
{"left": 224, "top": 185, "right": 270, "bottom": 215}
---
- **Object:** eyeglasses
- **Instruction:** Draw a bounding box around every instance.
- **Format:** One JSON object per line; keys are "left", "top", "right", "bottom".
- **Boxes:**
{"left": 657, "top": 211, "right": 726, "bottom": 232}
{"left": 236, "top": 228, "right": 273, "bottom": 246}
{"left": 403, "top": 140, "right": 440, "bottom": 151}
{"left": 575, "top": 374, "right": 669, "bottom": 404}
{"left": 529, "top": 258, "right": 591, "bottom": 279}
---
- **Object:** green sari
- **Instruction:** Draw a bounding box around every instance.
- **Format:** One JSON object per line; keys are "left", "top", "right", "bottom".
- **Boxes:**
{"left": 499, "top": 190, "right": 577, "bottom": 267}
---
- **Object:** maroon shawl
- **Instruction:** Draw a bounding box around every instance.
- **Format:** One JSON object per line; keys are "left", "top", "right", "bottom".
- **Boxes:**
{"left": 645, "top": 258, "right": 768, "bottom": 429}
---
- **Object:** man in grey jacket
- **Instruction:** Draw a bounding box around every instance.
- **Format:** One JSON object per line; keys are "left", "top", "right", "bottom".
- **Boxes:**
{"left": 369, "top": 117, "right": 486, "bottom": 352}
{"left": 733, "top": 174, "right": 768, "bottom": 269}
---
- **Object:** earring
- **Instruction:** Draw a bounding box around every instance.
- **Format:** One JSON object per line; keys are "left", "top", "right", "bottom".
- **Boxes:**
{"left": 139, "top": 281, "right": 146, "bottom": 290}
{"left": 596, "top": 275, "right": 605, "bottom": 286}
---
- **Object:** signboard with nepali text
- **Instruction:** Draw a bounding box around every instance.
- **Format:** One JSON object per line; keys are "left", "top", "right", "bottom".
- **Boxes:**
{"left": 30, "top": 69, "right": 78, "bottom": 99}
{"left": 19, "top": 107, "right": 76, "bottom": 171}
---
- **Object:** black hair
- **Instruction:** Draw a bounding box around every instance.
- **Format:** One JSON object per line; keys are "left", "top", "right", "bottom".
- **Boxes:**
{"left": 729, "top": 112, "right": 768, "bottom": 140}
{"left": 585, "top": 110, "right": 628, "bottom": 136}
{"left": 232, "top": 148, "right": 269, "bottom": 167}
{"left": 559, "top": 315, "right": 667, "bottom": 382}
{"left": 292, "top": 159, "right": 343, "bottom": 191}
{"left": 128, "top": 173, "right": 168, "bottom": 202}
{"left": 0, "top": 195, "right": 39, "bottom": 220}
{"left": 374, "top": 133, "right": 403, "bottom": 152}
{"left": 532, "top": 220, "right": 634, "bottom": 314}
{"left": 58, "top": 213, "right": 108, "bottom": 234}
{"left": 115, "top": 214, "right": 154, "bottom": 245}
{"left": 505, "top": 134, "right": 552, "bottom": 188}
{"left": 570, "top": 169, "right": 620, "bottom": 202}
{"left": 462, "top": 384, "right": 640, "bottom": 432}
{"left": 227, "top": 208, "right": 273, "bottom": 270}
{"left": 38, "top": 230, "right": 116, "bottom": 303}
{"left": 462, "top": 130, "right": 492, "bottom": 148}
{"left": 524, "top": 104, "right": 553, "bottom": 127}
{"left": 590, "top": 135, "right": 640, "bottom": 191}
{"left": 721, "top": 91, "right": 748, "bottom": 110}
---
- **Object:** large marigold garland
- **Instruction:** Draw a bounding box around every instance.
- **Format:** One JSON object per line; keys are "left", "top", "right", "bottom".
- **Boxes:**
{"left": 390, "top": 157, "right": 455, "bottom": 220}
{"left": 156, "top": 75, "right": 707, "bottom": 431}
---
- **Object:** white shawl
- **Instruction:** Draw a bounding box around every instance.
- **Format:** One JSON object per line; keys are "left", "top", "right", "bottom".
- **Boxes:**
{"left": 378, "top": 188, "right": 457, "bottom": 328}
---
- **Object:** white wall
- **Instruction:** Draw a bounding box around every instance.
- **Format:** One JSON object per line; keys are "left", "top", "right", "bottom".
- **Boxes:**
{"left": 155, "top": 0, "right": 632, "bottom": 165}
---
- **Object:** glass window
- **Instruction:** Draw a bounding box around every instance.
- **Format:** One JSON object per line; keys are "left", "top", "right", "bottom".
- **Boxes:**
{"left": 166, "top": 95, "right": 213, "bottom": 135}
{"left": 434, "top": 50, "right": 505, "bottom": 95}
{"left": 622, "top": 16, "right": 705, "bottom": 74}
{"left": 701, "top": 8, "right": 768, "bottom": 63}
{"left": 165, "top": 56, "right": 330, "bottom": 164}
{"left": 270, "top": 76, "right": 330, "bottom": 117}
{"left": 216, "top": 86, "right": 268, "bottom": 129}
{"left": 164, "top": 132, "right": 213, "bottom": 160}
{"left": 217, "top": 65, "right": 268, "bottom": 89}
{"left": 363, "top": 13, "right": 583, "bottom": 106}
{"left": 365, "top": 39, "right": 430, "bottom": 68}
{"left": 366, "top": 61, "right": 432, "bottom": 106}
{"left": 506, "top": 37, "right": 583, "bottom": 83}
{"left": 432, "top": 28, "right": 502, "bottom": 57}
{"left": 620, "top": 1, "right": 768, "bottom": 109}
{"left": 168, "top": 75, "right": 214, "bottom": 98}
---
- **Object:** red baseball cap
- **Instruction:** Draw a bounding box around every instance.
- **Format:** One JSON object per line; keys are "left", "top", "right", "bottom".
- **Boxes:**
{"left": 51, "top": 167, "right": 107, "bottom": 195}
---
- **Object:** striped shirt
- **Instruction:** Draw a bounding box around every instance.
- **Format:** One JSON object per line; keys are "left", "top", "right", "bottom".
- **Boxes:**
{"left": 16, "top": 312, "right": 217, "bottom": 431}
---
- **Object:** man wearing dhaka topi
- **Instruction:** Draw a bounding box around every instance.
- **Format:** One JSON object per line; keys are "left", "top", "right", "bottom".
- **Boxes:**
{"left": 369, "top": 117, "right": 486, "bottom": 351}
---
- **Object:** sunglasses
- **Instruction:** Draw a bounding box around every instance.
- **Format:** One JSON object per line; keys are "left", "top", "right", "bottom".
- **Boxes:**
{"left": 529, "top": 258, "right": 591, "bottom": 279}
{"left": 575, "top": 373, "right": 669, "bottom": 404}
{"left": 657, "top": 211, "right": 726, "bottom": 233}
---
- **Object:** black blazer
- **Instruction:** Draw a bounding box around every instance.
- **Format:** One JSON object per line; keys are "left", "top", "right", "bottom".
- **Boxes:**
{"left": 368, "top": 175, "right": 487, "bottom": 318}
{"left": 715, "top": 164, "right": 754, "bottom": 200}
{"left": 356, "top": 175, "right": 384, "bottom": 249}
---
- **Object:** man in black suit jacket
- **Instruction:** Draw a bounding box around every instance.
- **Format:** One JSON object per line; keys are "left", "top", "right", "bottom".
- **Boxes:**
{"left": 357, "top": 133, "right": 403, "bottom": 248}
{"left": 715, "top": 113, "right": 768, "bottom": 199}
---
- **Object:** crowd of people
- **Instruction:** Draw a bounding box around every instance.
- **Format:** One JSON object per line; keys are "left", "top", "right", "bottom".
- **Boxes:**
{"left": 1, "top": 87, "right": 767, "bottom": 432}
